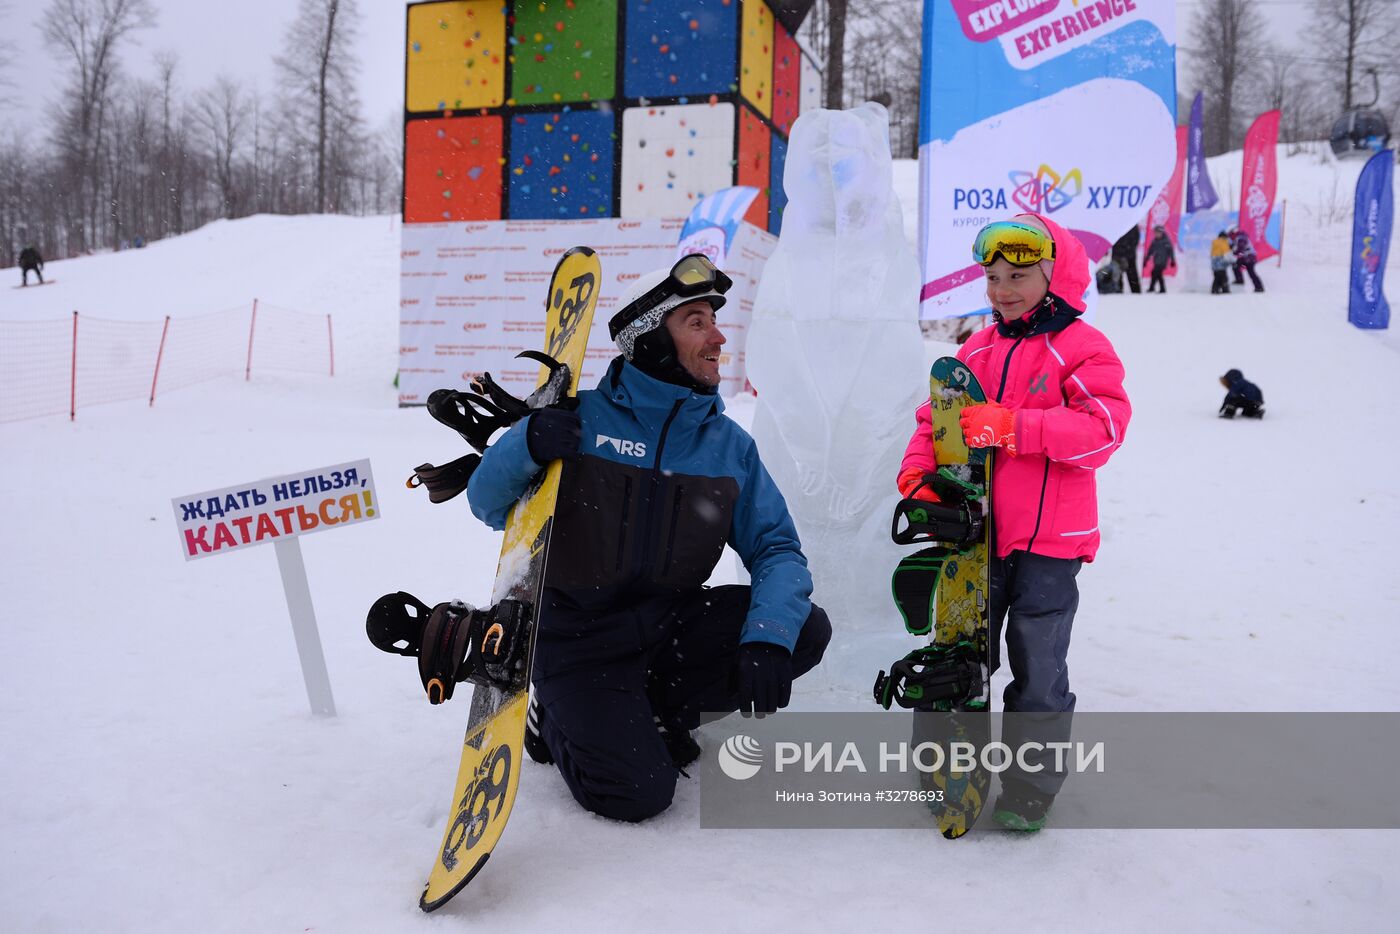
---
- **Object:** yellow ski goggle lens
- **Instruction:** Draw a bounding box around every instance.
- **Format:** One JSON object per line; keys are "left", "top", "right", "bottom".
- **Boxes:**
{"left": 671, "top": 254, "right": 719, "bottom": 286}
{"left": 972, "top": 222, "right": 1056, "bottom": 267}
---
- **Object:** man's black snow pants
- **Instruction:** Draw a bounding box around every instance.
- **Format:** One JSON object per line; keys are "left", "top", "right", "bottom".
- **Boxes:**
{"left": 1111, "top": 249, "right": 1140, "bottom": 293}
{"left": 531, "top": 584, "right": 831, "bottom": 822}
{"left": 989, "top": 550, "right": 1082, "bottom": 797}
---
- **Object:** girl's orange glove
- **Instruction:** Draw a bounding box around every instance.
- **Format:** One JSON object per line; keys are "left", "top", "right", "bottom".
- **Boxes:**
{"left": 897, "top": 466, "right": 942, "bottom": 503}
{"left": 959, "top": 402, "right": 1017, "bottom": 455}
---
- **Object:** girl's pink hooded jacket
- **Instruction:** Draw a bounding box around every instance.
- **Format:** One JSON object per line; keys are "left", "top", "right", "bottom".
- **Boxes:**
{"left": 900, "top": 213, "right": 1130, "bottom": 563}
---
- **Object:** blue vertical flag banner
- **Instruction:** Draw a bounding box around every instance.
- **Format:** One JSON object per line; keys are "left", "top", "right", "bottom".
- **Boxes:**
{"left": 1186, "top": 91, "right": 1219, "bottom": 213}
{"left": 918, "top": 0, "right": 1177, "bottom": 319}
{"left": 1349, "top": 150, "right": 1393, "bottom": 330}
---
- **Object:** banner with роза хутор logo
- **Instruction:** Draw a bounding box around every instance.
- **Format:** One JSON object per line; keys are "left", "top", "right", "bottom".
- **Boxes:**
{"left": 918, "top": 0, "right": 1177, "bottom": 319}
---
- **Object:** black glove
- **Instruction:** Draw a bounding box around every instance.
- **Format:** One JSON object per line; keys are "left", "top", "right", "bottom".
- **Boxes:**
{"left": 736, "top": 642, "right": 793, "bottom": 718}
{"left": 525, "top": 406, "right": 581, "bottom": 465}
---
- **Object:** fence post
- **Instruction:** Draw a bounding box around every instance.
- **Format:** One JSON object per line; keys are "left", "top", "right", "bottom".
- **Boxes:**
{"left": 150, "top": 315, "right": 172, "bottom": 406}
{"left": 246, "top": 299, "right": 258, "bottom": 381}
{"left": 70, "top": 311, "right": 78, "bottom": 421}
{"left": 327, "top": 314, "right": 335, "bottom": 377}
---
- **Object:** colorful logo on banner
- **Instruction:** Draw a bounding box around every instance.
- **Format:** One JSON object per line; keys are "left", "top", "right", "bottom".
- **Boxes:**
{"left": 1009, "top": 165, "right": 1083, "bottom": 213}
{"left": 1186, "top": 91, "right": 1219, "bottom": 213}
{"left": 918, "top": 0, "right": 1177, "bottom": 318}
{"left": 1349, "top": 150, "right": 1392, "bottom": 330}
{"left": 1239, "top": 110, "right": 1281, "bottom": 262}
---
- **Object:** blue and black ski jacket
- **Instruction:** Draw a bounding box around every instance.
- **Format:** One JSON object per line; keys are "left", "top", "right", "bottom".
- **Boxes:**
{"left": 467, "top": 356, "right": 813, "bottom": 652}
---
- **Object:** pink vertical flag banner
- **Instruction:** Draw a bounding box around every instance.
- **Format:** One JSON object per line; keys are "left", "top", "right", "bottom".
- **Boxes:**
{"left": 1142, "top": 125, "right": 1188, "bottom": 277}
{"left": 1239, "top": 110, "right": 1281, "bottom": 262}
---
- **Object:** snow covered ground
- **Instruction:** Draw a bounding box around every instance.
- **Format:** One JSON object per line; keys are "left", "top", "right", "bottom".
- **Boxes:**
{"left": 3, "top": 147, "right": 1398, "bottom": 932}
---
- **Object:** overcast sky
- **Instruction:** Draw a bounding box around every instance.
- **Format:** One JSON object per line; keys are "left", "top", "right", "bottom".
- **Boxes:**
{"left": 2, "top": 0, "right": 406, "bottom": 137}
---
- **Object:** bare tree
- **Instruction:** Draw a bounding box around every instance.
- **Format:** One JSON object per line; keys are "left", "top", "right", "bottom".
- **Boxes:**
{"left": 824, "top": 0, "right": 848, "bottom": 110}
{"left": 796, "top": 0, "right": 920, "bottom": 153}
{"left": 107, "top": 76, "right": 159, "bottom": 245}
{"left": 0, "top": 0, "right": 465, "bottom": 261}
{"left": 1309, "top": 0, "right": 1395, "bottom": 111}
{"left": 275, "top": 0, "right": 363, "bottom": 213}
{"left": 195, "top": 76, "right": 249, "bottom": 218}
{"left": 365, "top": 112, "right": 403, "bottom": 214}
{"left": 0, "top": 2, "right": 16, "bottom": 109}
{"left": 1188, "top": 0, "right": 1270, "bottom": 154}
{"left": 248, "top": 90, "right": 269, "bottom": 214}
{"left": 152, "top": 50, "right": 188, "bottom": 237}
{"left": 40, "top": 0, "right": 157, "bottom": 250}
{"left": 0, "top": 132, "right": 35, "bottom": 265}
{"left": 843, "top": 1, "right": 922, "bottom": 156}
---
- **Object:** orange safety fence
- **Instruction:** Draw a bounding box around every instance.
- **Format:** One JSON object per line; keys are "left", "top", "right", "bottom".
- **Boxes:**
{"left": 0, "top": 300, "right": 334, "bottom": 424}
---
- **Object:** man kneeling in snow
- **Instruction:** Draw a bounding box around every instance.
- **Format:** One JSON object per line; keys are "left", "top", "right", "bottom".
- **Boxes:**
{"left": 467, "top": 254, "right": 831, "bottom": 822}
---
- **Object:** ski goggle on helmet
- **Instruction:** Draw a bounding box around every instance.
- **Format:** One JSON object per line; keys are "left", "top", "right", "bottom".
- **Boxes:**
{"left": 972, "top": 221, "right": 1057, "bottom": 268}
{"left": 608, "top": 253, "right": 733, "bottom": 340}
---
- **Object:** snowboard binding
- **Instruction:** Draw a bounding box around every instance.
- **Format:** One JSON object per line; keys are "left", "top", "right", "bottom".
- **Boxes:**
{"left": 367, "top": 592, "right": 531, "bottom": 703}
{"left": 873, "top": 641, "right": 986, "bottom": 711}
{"left": 890, "top": 498, "right": 982, "bottom": 549}
{"left": 919, "top": 465, "right": 985, "bottom": 505}
{"left": 425, "top": 351, "right": 569, "bottom": 454}
{"left": 407, "top": 453, "right": 482, "bottom": 504}
{"left": 409, "top": 352, "right": 575, "bottom": 502}
{"left": 890, "top": 466, "right": 985, "bottom": 549}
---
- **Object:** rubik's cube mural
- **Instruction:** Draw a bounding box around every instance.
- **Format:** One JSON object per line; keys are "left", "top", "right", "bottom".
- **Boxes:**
{"left": 402, "top": 0, "right": 821, "bottom": 234}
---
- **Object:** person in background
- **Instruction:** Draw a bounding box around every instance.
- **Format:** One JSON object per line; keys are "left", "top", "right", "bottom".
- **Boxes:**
{"left": 1210, "top": 231, "right": 1233, "bottom": 294}
{"left": 1095, "top": 257, "right": 1124, "bottom": 295}
{"left": 1228, "top": 225, "right": 1265, "bottom": 292}
{"left": 18, "top": 245, "right": 44, "bottom": 286}
{"left": 1110, "top": 224, "right": 1141, "bottom": 293}
{"left": 1219, "top": 369, "right": 1265, "bottom": 419}
{"left": 1144, "top": 225, "right": 1175, "bottom": 293}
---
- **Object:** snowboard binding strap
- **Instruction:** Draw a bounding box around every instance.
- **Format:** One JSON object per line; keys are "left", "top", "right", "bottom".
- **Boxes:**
{"left": 891, "top": 497, "right": 982, "bottom": 549}
{"left": 366, "top": 592, "right": 531, "bottom": 703}
{"left": 425, "top": 388, "right": 518, "bottom": 454}
{"left": 424, "top": 351, "right": 567, "bottom": 454}
{"left": 873, "top": 642, "right": 986, "bottom": 711}
{"left": 407, "top": 453, "right": 482, "bottom": 504}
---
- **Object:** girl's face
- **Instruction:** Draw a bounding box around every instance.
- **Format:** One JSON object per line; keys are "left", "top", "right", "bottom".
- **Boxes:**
{"left": 983, "top": 257, "right": 1049, "bottom": 321}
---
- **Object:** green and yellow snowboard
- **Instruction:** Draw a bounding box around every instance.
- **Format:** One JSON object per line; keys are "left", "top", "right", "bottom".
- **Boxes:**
{"left": 874, "top": 356, "right": 992, "bottom": 838}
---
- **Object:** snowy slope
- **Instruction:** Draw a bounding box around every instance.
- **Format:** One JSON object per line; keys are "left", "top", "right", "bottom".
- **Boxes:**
{"left": 2, "top": 213, "right": 403, "bottom": 387}
{"left": 3, "top": 151, "right": 1399, "bottom": 933}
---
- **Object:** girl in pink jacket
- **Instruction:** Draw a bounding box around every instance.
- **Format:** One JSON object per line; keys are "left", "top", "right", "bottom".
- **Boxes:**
{"left": 898, "top": 213, "right": 1131, "bottom": 829}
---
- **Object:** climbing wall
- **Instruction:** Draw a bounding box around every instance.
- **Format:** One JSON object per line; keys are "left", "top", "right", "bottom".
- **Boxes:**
{"left": 403, "top": 0, "right": 821, "bottom": 233}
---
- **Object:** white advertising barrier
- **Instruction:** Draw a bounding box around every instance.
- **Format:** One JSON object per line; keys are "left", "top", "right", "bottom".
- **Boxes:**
{"left": 918, "top": 0, "right": 1177, "bottom": 319}
{"left": 399, "top": 218, "right": 774, "bottom": 403}
{"left": 171, "top": 458, "right": 379, "bottom": 717}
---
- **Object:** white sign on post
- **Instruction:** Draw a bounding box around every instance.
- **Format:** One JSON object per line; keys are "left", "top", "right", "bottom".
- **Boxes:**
{"left": 171, "top": 459, "right": 379, "bottom": 717}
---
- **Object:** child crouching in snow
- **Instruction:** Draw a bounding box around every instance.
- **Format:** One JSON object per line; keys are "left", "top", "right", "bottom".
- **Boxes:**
{"left": 897, "top": 214, "right": 1132, "bottom": 830}
{"left": 1219, "top": 368, "right": 1264, "bottom": 419}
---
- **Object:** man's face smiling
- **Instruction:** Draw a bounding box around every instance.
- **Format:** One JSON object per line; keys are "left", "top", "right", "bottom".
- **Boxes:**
{"left": 665, "top": 300, "right": 726, "bottom": 387}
